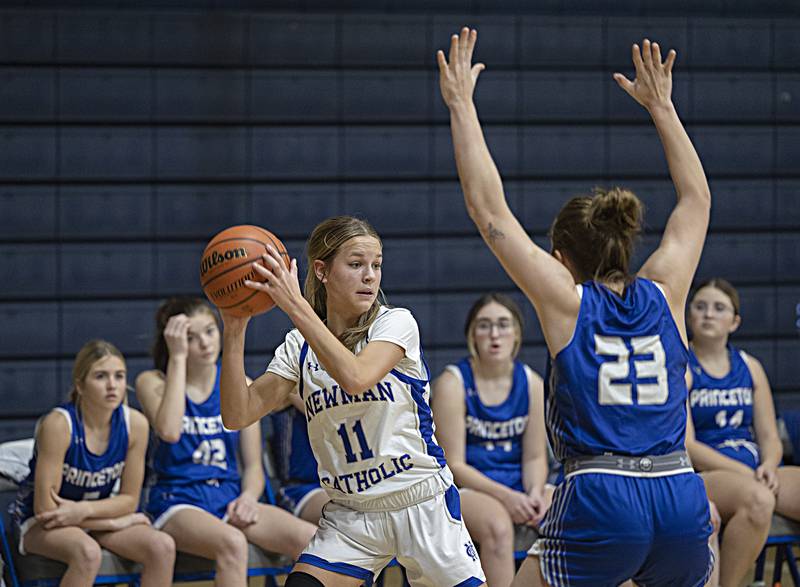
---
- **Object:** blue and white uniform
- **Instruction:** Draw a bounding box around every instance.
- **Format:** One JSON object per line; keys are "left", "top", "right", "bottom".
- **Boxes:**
{"left": 271, "top": 405, "right": 324, "bottom": 516}
{"left": 145, "top": 365, "right": 242, "bottom": 528}
{"left": 268, "top": 306, "right": 485, "bottom": 587}
{"left": 534, "top": 279, "right": 713, "bottom": 587}
{"left": 445, "top": 357, "right": 530, "bottom": 492}
{"left": 689, "top": 345, "right": 758, "bottom": 469}
{"left": 13, "top": 402, "right": 130, "bottom": 554}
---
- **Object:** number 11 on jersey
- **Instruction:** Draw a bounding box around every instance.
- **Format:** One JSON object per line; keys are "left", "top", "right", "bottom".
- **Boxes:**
{"left": 337, "top": 419, "right": 374, "bottom": 464}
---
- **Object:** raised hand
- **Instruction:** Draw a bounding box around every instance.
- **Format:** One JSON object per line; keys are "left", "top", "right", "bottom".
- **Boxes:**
{"left": 437, "top": 27, "right": 486, "bottom": 110}
{"left": 163, "top": 313, "right": 191, "bottom": 360}
{"left": 614, "top": 39, "right": 676, "bottom": 112}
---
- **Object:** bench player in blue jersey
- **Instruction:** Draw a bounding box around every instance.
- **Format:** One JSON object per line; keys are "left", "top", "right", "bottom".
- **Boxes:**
{"left": 440, "top": 28, "right": 714, "bottom": 586}
{"left": 685, "top": 278, "right": 800, "bottom": 586}
{"left": 432, "top": 293, "right": 550, "bottom": 587}
{"left": 12, "top": 340, "right": 176, "bottom": 587}
{"left": 271, "top": 392, "right": 328, "bottom": 524}
{"left": 220, "top": 215, "right": 487, "bottom": 587}
{"left": 135, "top": 297, "right": 316, "bottom": 587}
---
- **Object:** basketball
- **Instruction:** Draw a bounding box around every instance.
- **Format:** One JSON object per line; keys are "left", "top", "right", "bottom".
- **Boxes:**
{"left": 200, "top": 225, "right": 290, "bottom": 317}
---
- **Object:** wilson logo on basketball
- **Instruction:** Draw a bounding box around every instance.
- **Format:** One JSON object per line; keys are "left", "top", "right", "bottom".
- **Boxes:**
{"left": 200, "top": 247, "right": 248, "bottom": 277}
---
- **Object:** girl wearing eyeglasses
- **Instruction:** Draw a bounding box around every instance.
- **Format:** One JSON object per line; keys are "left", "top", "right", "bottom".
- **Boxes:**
{"left": 685, "top": 278, "right": 800, "bottom": 586}
{"left": 432, "top": 293, "right": 550, "bottom": 587}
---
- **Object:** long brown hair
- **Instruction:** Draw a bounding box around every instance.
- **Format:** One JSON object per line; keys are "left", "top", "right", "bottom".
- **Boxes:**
{"left": 68, "top": 340, "right": 126, "bottom": 404}
{"left": 151, "top": 297, "right": 219, "bottom": 372}
{"left": 464, "top": 292, "right": 524, "bottom": 359}
{"left": 550, "top": 187, "right": 643, "bottom": 283}
{"left": 304, "top": 216, "right": 386, "bottom": 351}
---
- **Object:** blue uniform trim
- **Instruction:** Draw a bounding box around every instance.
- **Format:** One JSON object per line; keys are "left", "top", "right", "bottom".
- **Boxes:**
{"left": 391, "top": 365, "right": 447, "bottom": 468}
{"left": 444, "top": 484, "right": 462, "bottom": 522}
{"left": 298, "top": 343, "right": 309, "bottom": 400}
{"left": 297, "top": 554, "right": 374, "bottom": 586}
{"left": 454, "top": 577, "right": 485, "bottom": 587}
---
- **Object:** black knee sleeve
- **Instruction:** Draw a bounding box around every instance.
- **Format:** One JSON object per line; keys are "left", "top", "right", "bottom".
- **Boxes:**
{"left": 285, "top": 571, "right": 326, "bottom": 587}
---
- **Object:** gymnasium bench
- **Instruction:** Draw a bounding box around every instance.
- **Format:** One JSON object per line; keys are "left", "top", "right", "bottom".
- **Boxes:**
{"left": 752, "top": 514, "right": 800, "bottom": 587}
{"left": 0, "top": 433, "right": 294, "bottom": 587}
{"left": 1, "top": 489, "right": 294, "bottom": 587}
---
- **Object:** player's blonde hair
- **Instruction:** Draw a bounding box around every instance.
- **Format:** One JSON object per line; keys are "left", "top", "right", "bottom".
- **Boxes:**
{"left": 68, "top": 340, "right": 126, "bottom": 405}
{"left": 304, "top": 216, "right": 386, "bottom": 352}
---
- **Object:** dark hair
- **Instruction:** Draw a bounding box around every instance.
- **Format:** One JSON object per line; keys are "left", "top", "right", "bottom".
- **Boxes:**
{"left": 464, "top": 292, "right": 525, "bottom": 359}
{"left": 691, "top": 278, "right": 741, "bottom": 316}
{"left": 304, "top": 216, "right": 386, "bottom": 352}
{"left": 550, "top": 187, "right": 643, "bottom": 283}
{"left": 151, "top": 297, "right": 219, "bottom": 372}
{"left": 69, "top": 340, "right": 126, "bottom": 404}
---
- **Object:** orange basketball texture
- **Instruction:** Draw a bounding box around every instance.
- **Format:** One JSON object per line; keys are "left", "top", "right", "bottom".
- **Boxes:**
{"left": 200, "top": 225, "right": 290, "bottom": 317}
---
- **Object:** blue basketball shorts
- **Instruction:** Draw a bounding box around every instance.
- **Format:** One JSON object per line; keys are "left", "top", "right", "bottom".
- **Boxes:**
{"left": 278, "top": 481, "right": 326, "bottom": 517}
{"left": 531, "top": 472, "right": 714, "bottom": 587}
{"left": 146, "top": 478, "right": 241, "bottom": 529}
{"left": 714, "top": 439, "right": 760, "bottom": 470}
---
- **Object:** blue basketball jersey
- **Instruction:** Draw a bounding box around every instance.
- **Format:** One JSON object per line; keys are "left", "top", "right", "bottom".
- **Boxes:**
{"left": 689, "top": 345, "right": 757, "bottom": 467}
{"left": 448, "top": 357, "right": 529, "bottom": 492}
{"left": 546, "top": 278, "right": 689, "bottom": 461}
{"left": 14, "top": 402, "right": 130, "bottom": 525}
{"left": 151, "top": 365, "right": 240, "bottom": 483}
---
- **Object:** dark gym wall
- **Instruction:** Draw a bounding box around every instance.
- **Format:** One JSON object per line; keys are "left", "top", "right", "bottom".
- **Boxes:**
{"left": 0, "top": 3, "right": 798, "bottom": 439}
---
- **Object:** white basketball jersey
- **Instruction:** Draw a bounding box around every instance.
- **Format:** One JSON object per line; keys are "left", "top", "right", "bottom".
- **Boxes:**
{"left": 267, "top": 306, "right": 448, "bottom": 504}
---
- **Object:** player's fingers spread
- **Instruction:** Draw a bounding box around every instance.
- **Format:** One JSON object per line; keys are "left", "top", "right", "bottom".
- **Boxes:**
{"left": 251, "top": 261, "right": 271, "bottom": 277}
{"left": 613, "top": 73, "right": 634, "bottom": 96}
{"left": 466, "top": 28, "right": 478, "bottom": 60}
{"left": 631, "top": 43, "right": 644, "bottom": 73}
{"left": 460, "top": 27, "right": 470, "bottom": 52}
{"left": 436, "top": 49, "right": 448, "bottom": 72}
{"left": 664, "top": 49, "right": 676, "bottom": 73}
{"left": 652, "top": 41, "right": 662, "bottom": 66}
{"left": 642, "top": 39, "right": 653, "bottom": 68}
{"left": 449, "top": 34, "right": 458, "bottom": 64}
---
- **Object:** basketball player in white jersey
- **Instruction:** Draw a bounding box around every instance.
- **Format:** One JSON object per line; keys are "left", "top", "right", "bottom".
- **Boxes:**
{"left": 219, "top": 216, "right": 487, "bottom": 587}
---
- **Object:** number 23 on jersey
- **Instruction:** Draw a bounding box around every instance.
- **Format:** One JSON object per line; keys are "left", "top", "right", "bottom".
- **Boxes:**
{"left": 595, "top": 334, "right": 669, "bottom": 406}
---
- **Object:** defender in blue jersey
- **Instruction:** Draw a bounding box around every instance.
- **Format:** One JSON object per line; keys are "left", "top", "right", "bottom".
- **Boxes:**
{"left": 12, "top": 340, "right": 175, "bottom": 586}
{"left": 271, "top": 397, "right": 328, "bottom": 523}
{"left": 685, "top": 279, "right": 800, "bottom": 585}
{"left": 433, "top": 293, "right": 550, "bottom": 587}
{"left": 136, "top": 298, "right": 316, "bottom": 587}
{"left": 442, "top": 29, "right": 715, "bottom": 586}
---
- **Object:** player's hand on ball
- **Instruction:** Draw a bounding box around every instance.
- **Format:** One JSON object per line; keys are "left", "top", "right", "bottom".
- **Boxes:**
{"left": 246, "top": 246, "right": 302, "bottom": 315}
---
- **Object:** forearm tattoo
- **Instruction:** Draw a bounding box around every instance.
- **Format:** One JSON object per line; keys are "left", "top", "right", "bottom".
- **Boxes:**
{"left": 484, "top": 222, "right": 505, "bottom": 244}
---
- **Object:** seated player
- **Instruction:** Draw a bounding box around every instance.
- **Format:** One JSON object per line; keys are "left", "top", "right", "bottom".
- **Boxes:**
{"left": 12, "top": 340, "right": 175, "bottom": 587}
{"left": 432, "top": 293, "right": 551, "bottom": 587}
{"left": 136, "top": 297, "right": 316, "bottom": 587}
